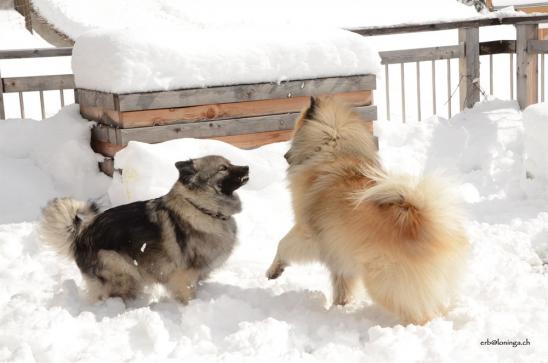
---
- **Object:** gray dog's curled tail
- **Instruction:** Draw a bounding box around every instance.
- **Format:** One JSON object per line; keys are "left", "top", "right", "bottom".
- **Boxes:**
{"left": 38, "top": 198, "right": 99, "bottom": 259}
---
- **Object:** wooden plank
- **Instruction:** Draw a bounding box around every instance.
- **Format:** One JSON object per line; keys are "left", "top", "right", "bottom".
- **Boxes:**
{"left": 0, "top": 47, "right": 72, "bottom": 60}
{"left": 109, "top": 105, "right": 377, "bottom": 146}
{"left": 91, "top": 139, "right": 125, "bottom": 158}
{"left": 380, "top": 45, "right": 463, "bottom": 65}
{"left": 479, "top": 40, "right": 516, "bottom": 55}
{"left": 98, "top": 158, "right": 115, "bottom": 177}
{"left": 0, "top": 69, "right": 5, "bottom": 120}
{"left": 527, "top": 39, "right": 548, "bottom": 53}
{"left": 385, "top": 64, "right": 390, "bottom": 120}
{"left": 539, "top": 28, "right": 548, "bottom": 39}
{"left": 116, "top": 75, "right": 376, "bottom": 112}
{"left": 78, "top": 89, "right": 117, "bottom": 110}
{"left": 518, "top": 5, "right": 548, "bottom": 14}
{"left": 459, "top": 27, "right": 480, "bottom": 110}
{"left": 116, "top": 90, "right": 372, "bottom": 128}
{"left": 80, "top": 105, "right": 121, "bottom": 127}
{"left": 516, "top": 24, "right": 539, "bottom": 109}
{"left": 210, "top": 130, "right": 294, "bottom": 149}
{"left": 118, "top": 113, "right": 299, "bottom": 145}
{"left": 2, "top": 74, "right": 74, "bottom": 92}
{"left": 92, "top": 122, "right": 374, "bottom": 156}
{"left": 347, "top": 14, "right": 548, "bottom": 36}
{"left": 39, "top": 90, "right": 45, "bottom": 119}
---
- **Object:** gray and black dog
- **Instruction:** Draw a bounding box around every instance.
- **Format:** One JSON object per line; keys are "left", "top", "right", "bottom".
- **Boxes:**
{"left": 39, "top": 155, "right": 249, "bottom": 303}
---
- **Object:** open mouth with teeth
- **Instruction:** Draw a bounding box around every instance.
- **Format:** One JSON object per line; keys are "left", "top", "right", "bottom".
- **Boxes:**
{"left": 219, "top": 165, "right": 249, "bottom": 195}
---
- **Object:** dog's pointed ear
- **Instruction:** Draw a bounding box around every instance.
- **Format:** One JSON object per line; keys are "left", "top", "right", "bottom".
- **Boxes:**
{"left": 175, "top": 160, "right": 196, "bottom": 185}
{"left": 303, "top": 96, "right": 320, "bottom": 120}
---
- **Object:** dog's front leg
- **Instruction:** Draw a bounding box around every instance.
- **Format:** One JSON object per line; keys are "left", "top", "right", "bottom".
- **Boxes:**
{"left": 331, "top": 273, "right": 359, "bottom": 306}
{"left": 166, "top": 268, "right": 200, "bottom": 303}
{"left": 266, "top": 224, "right": 318, "bottom": 279}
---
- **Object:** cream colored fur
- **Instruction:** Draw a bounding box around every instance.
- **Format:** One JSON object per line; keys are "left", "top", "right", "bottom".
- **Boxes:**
{"left": 267, "top": 97, "right": 469, "bottom": 325}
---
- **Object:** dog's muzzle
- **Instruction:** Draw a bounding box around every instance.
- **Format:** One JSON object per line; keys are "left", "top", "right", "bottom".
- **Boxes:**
{"left": 220, "top": 165, "right": 249, "bottom": 195}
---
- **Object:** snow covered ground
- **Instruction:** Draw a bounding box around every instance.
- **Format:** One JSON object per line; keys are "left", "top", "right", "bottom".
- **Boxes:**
{"left": 1, "top": 99, "right": 548, "bottom": 362}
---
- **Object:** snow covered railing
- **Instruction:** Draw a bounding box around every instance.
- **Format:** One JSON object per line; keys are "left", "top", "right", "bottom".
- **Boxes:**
{"left": 0, "top": 47, "right": 74, "bottom": 120}
{"left": 348, "top": 14, "right": 548, "bottom": 122}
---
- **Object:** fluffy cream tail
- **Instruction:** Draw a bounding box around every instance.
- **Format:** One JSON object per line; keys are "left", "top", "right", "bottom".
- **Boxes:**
{"left": 38, "top": 198, "right": 98, "bottom": 259}
{"left": 354, "top": 167, "right": 463, "bottom": 240}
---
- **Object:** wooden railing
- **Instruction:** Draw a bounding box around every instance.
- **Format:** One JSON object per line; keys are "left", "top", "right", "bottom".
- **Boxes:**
{"left": 4, "top": 14, "right": 548, "bottom": 122}
{"left": 0, "top": 47, "right": 73, "bottom": 119}
{"left": 347, "top": 14, "right": 548, "bottom": 122}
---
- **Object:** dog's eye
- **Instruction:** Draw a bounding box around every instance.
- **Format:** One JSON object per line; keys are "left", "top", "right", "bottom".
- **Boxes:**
{"left": 218, "top": 165, "right": 228, "bottom": 171}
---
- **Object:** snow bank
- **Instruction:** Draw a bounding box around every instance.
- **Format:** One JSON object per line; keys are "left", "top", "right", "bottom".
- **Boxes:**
{"left": 32, "top": 0, "right": 483, "bottom": 40}
{"left": 72, "top": 26, "right": 380, "bottom": 93}
{"left": 0, "top": 105, "right": 110, "bottom": 223}
{"left": 523, "top": 103, "right": 548, "bottom": 183}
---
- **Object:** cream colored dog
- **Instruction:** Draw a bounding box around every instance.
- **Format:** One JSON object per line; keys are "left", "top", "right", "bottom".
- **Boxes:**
{"left": 266, "top": 97, "right": 468, "bottom": 325}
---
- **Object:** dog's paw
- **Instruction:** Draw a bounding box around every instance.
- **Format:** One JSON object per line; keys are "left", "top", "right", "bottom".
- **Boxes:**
{"left": 266, "top": 264, "right": 285, "bottom": 280}
{"left": 332, "top": 296, "right": 349, "bottom": 306}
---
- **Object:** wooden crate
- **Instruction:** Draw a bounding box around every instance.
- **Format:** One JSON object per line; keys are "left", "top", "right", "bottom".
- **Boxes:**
{"left": 79, "top": 74, "right": 377, "bottom": 174}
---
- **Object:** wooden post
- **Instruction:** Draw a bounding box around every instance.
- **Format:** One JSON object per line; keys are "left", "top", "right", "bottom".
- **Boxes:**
{"left": 0, "top": 69, "right": 5, "bottom": 120}
{"left": 459, "top": 27, "right": 480, "bottom": 111}
{"left": 516, "top": 24, "right": 538, "bottom": 110}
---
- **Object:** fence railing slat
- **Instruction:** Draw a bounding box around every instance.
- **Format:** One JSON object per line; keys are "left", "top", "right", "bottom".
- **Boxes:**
{"left": 401, "top": 63, "right": 406, "bottom": 123}
{"left": 39, "top": 91, "right": 45, "bottom": 119}
{"left": 2, "top": 74, "right": 74, "bottom": 93}
{"left": 432, "top": 60, "right": 437, "bottom": 115}
{"left": 527, "top": 39, "right": 548, "bottom": 53}
{"left": 447, "top": 59, "right": 452, "bottom": 118}
{"left": 348, "top": 14, "right": 548, "bottom": 36}
{"left": 0, "top": 47, "right": 72, "bottom": 60}
{"left": 380, "top": 45, "right": 464, "bottom": 65}
{"left": 416, "top": 61, "right": 421, "bottom": 121}
{"left": 490, "top": 54, "right": 494, "bottom": 95}
{"left": 516, "top": 24, "right": 539, "bottom": 109}
{"left": 0, "top": 69, "right": 5, "bottom": 120}
{"left": 18, "top": 92, "right": 25, "bottom": 118}
{"left": 542, "top": 53, "right": 545, "bottom": 102}
{"left": 385, "top": 64, "right": 390, "bottom": 120}
{"left": 459, "top": 26, "right": 480, "bottom": 110}
{"left": 510, "top": 53, "right": 514, "bottom": 100}
{"left": 60, "top": 89, "right": 65, "bottom": 107}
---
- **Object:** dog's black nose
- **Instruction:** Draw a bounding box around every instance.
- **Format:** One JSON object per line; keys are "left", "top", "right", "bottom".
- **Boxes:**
{"left": 284, "top": 151, "right": 291, "bottom": 161}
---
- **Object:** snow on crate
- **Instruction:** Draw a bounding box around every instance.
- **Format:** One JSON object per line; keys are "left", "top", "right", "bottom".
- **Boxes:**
{"left": 71, "top": 26, "right": 380, "bottom": 93}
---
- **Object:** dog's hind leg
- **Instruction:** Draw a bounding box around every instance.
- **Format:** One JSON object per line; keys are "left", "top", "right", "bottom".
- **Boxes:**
{"left": 83, "top": 274, "right": 110, "bottom": 301}
{"left": 96, "top": 250, "right": 143, "bottom": 301}
{"left": 331, "top": 273, "right": 360, "bottom": 306}
{"left": 266, "top": 225, "right": 319, "bottom": 279}
{"left": 165, "top": 268, "right": 200, "bottom": 304}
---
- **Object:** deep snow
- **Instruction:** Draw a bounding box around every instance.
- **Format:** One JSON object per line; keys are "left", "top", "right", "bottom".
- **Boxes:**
{"left": 1, "top": 100, "right": 548, "bottom": 362}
